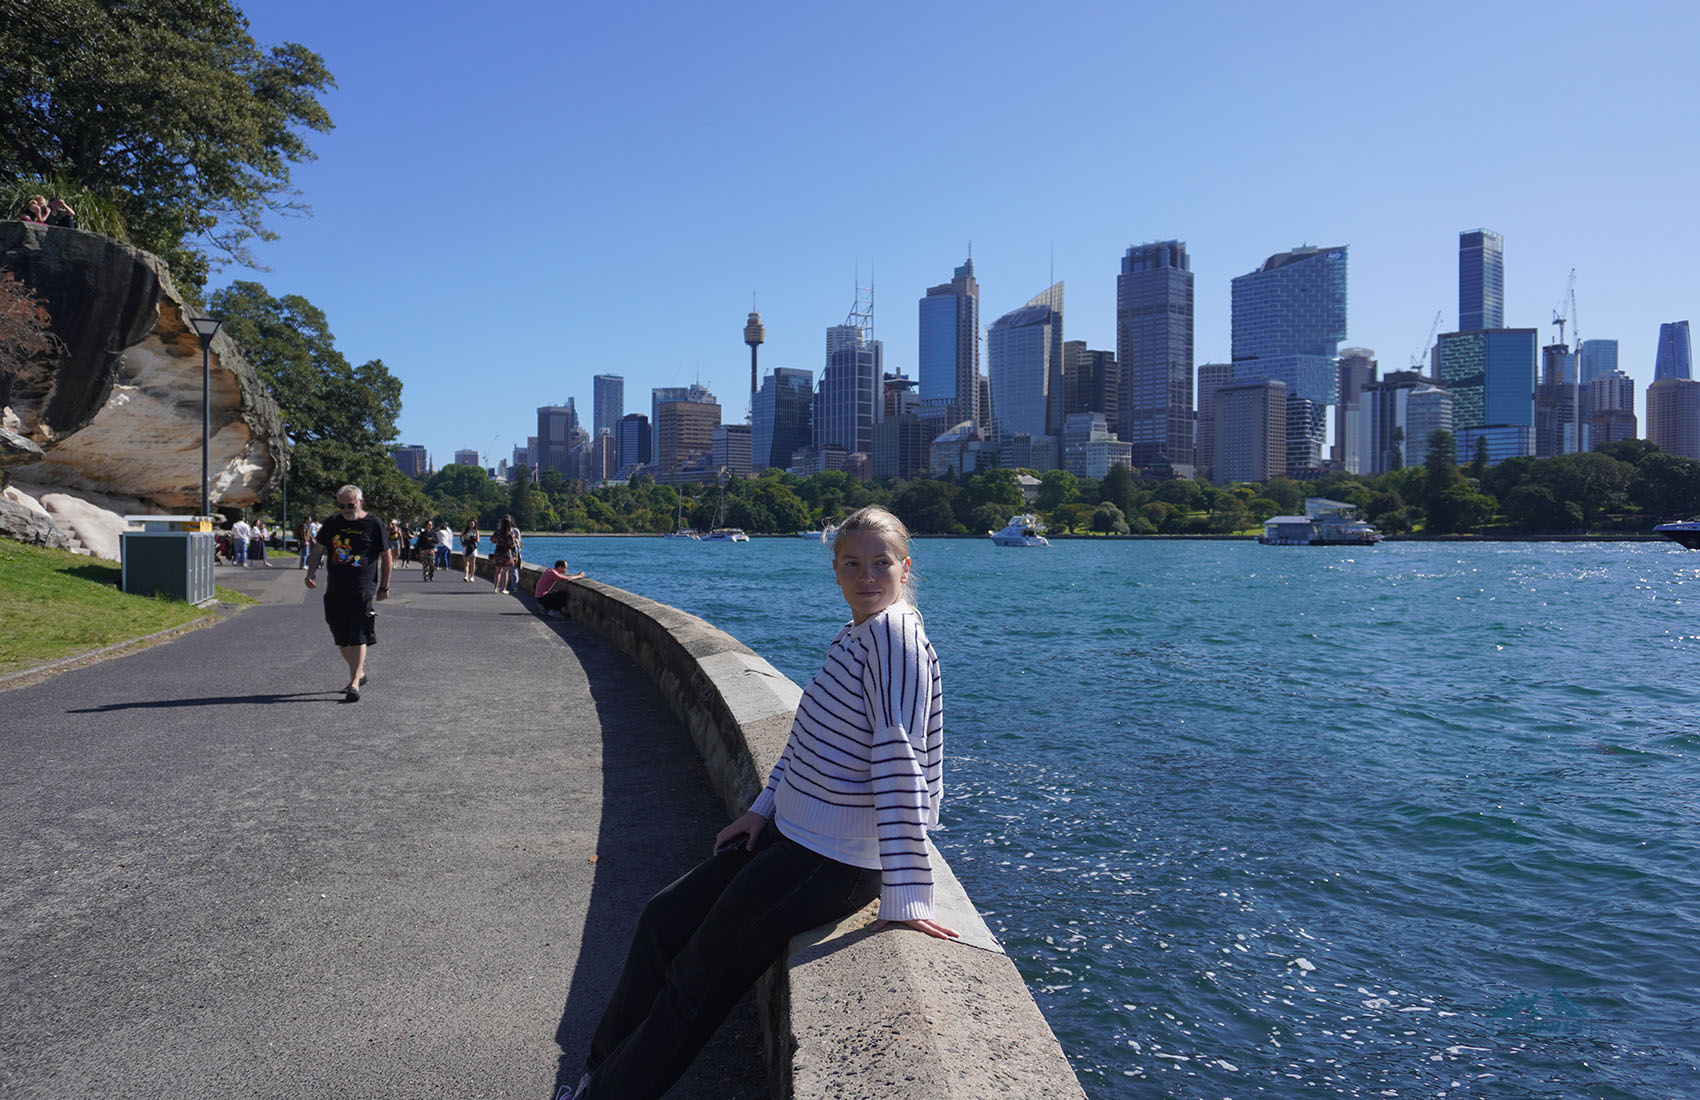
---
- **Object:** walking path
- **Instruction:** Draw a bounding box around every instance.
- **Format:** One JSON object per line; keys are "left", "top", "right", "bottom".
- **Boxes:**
{"left": 1, "top": 559, "right": 765, "bottom": 1099}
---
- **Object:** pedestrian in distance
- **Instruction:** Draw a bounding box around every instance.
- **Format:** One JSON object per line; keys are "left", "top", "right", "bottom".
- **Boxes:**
{"left": 533, "top": 559, "right": 585, "bottom": 618}
{"left": 552, "top": 504, "right": 953, "bottom": 1100}
{"left": 434, "top": 520, "right": 452, "bottom": 571}
{"left": 250, "top": 520, "right": 269, "bottom": 567}
{"left": 460, "top": 520, "right": 479, "bottom": 582}
{"left": 490, "top": 515, "right": 519, "bottom": 594}
{"left": 413, "top": 525, "right": 437, "bottom": 581}
{"left": 304, "top": 484, "right": 391, "bottom": 702}
{"left": 231, "top": 515, "right": 251, "bottom": 567}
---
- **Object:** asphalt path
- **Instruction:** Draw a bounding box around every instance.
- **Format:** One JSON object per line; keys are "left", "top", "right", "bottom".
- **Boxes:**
{"left": 0, "top": 558, "right": 766, "bottom": 1099}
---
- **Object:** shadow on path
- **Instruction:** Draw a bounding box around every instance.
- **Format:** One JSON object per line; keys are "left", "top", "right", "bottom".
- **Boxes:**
{"left": 68, "top": 690, "right": 346, "bottom": 712}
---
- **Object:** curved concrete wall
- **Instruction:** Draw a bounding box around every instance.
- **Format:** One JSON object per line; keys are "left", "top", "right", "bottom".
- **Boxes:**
{"left": 493, "top": 556, "right": 1086, "bottom": 1099}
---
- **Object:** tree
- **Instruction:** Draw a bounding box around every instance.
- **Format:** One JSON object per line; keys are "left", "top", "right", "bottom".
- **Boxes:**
{"left": 1631, "top": 451, "right": 1700, "bottom": 519}
{"left": 1503, "top": 484, "right": 1581, "bottom": 533}
{"left": 1089, "top": 502, "right": 1129, "bottom": 534}
{"left": 2, "top": 0, "right": 336, "bottom": 294}
{"left": 1528, "top": 452, "right": 1633, "bottom": 528}
{"left": 1426, "top": 484, "right": 1497, "bottom": 534}
{"left": 211, "top": 281, "right": 425, "bottom": 520}
{"left": 1100, "top": 464, "right": 1138, "bottom": 518}
{"left": 1036, "top": 469, "right": 1079, "bottom": 513}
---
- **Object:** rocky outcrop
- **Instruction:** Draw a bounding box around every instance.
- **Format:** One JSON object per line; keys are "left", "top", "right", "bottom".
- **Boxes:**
{"left": 0, "top": 486, "right": 73, "bottom": 550}
{"left": 0, "top": 221, "right": 285, "bottom": 543}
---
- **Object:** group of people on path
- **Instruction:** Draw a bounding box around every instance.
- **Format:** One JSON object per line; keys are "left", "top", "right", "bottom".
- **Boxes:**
{"left": 219, "top": 516, "right": 276, "bottom": 567}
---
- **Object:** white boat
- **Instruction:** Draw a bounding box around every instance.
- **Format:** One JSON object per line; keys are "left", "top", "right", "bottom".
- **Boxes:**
{"left": 796, "top": 523, "right": 838, "bottom": 544}
{"left": 703, "top": 528, "right": 749, "bottom": 542}
{"left": 1259, "top": 498, "right": 1382, "bottom": 546}
{"left": 991, "top": 514, "right": 1050, "bottom": 547}
{"left": 1654, "top": 519, "right": 1700, "bottom": 549}
{"left": 663, "top": 528, "right": 699, "bottom": 540}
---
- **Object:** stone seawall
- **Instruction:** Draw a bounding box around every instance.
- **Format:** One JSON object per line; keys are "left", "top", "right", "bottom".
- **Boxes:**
{"left": 484, "top": 556, "right": 1086, "bottom": 1099}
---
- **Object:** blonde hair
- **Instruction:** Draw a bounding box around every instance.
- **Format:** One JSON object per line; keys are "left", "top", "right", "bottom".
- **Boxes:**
{"left": 834, "top": 505, "right": 919, "bottom": 611}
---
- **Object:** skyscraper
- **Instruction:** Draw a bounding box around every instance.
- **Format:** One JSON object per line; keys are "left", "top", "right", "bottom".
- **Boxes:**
{"left": 1213, "top": 379, "right": 1286, "bottom": 484}
{"left": 537, "top": 402, "right": 580, "bottom": 475}
{"left": 656, "top": 391, "right": 720, "bottom": 478}
{"left": 614, "top": 413, "right": 651, "bottom": 473}
{"left": 593, "top": 374, "right": 624, "bottom": 436}
{"left": 918, "top": 257, "right": 980, "bottom": 427}
{"left": 1646, "top": 376, "right": 1700, "bottom": 459}
{"left": 751, "top": 367, "right": 814, "bottom": 472}
{"left": 1458, "top": 229, "right": 1505, "bottom": 331}
{"left": 987, "top": 283, "right": 1064, "bottom": 441}
{"left": 1579, "top": 339, "right": 1619, "bottom": 385}
{"left": 818, "top": 304, "right": 881, "bottom": 459}
{"left": 1655, "top": 321, "right": 1693, "bottom": 380}
{"left": 1231, "top": 246, "right": 1347, "bottom": 472}
{"left": 1193, "top": 363, "right": 1234, "bottom": 479}
{"left": 392, "top": 444, "right": 428, "bottom": 478}
{"left": 650, "top": 384, "right": 713, "bottom": 464}
{"left": 1117, "top": 240, "right": 1194, "bottom": 470}
{"left": 1584, "top": 370, "right": 1637, "bottom": 450}
{"left": 1333, "top": 348, "right": 1377, "bottom": 473}
{"left": 1437, "top": 328, "right": 1537, "bottom": 436}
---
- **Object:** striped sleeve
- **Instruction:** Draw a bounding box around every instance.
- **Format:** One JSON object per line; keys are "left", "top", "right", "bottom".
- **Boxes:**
{"left": 863, "top": 606, "right": 943, "bottom": 921}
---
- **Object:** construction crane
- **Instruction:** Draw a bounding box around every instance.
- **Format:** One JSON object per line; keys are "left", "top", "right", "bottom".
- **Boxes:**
{"left": 1552, "top": 268, "right": 1577, "bottom": 346}
{"left": 1411, "top": 309, "right": 1443, "bottom": 372}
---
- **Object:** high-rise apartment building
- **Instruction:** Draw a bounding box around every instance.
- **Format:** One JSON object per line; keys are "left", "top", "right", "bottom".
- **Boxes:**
{"left": 454, "top": 449, "right": 480, "bottom": 467}
{"left": 1404, "top": 385, "right": 1454, "bottom": 469}
{"left": 1584, "top": 370, "right": 1637, "bottom": 450}
{"left": 918, "top": 256, "right": 981, "bottom": 427}
{"left": 873, "top": 376, "right": 926, "bottom": 479}
{"left": 1117, "top": 240, "right": 1194, "bottom": 470}
{"left": 1458, "top": 229, "right": 1505, "bottom": 332}
{"left": 593, "top": 375, "right": 624, "bottom": 436}
{"left": 987, "top": 283, "right": 1064, "bottom": 442}
{"left": 1213, "top": 379, "right": 1287, "bottom": 484}
{"left": 751, "top": 367, "right": 814, "bottom": 473}
{"left": 1359, "top": 370, "right": 1426, "bottom": 475}
{"left": 818, "top": 322, "right": 882, "bottom": 460}
{"left": 1333, "top": 348, "right": 1378, "bottom": 473}
{"left": 1646, "top": 376, "right": 1700, "bottom": 459}
{"left": 537, "top": 402, "right": 581, "bottom": 475}
{"left": 1193, "top": 363, "right": 1234, "bottom": 479}
{"left": 1655, "top": 321, "right": 1693, "bottom": 380}
{"left": 614, "top": 413, "right": 651, "bottom": 473}
{"left": 712, "top": 423, "right": 752, "bottom": 479}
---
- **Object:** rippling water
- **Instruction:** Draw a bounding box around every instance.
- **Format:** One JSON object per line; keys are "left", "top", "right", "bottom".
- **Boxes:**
{"left": 519, "top": 535, "right": 1700, "bottom": 1099}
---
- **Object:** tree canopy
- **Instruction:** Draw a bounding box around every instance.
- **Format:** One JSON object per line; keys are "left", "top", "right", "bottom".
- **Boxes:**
{"left": 210, "top": 280, "right": 425, "bottom": 521}
{"left": 1, "top": 0, "right": 335, "bottom": 293}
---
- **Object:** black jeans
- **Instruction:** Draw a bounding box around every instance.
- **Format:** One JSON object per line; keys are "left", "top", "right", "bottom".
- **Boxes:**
{"left": 580, "top": 825, "right": 880, "bottom": 1100}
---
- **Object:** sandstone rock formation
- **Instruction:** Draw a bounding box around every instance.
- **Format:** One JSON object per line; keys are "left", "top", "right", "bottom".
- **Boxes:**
{"left": 0, "top": 220, "right": 285, "bottom": 558}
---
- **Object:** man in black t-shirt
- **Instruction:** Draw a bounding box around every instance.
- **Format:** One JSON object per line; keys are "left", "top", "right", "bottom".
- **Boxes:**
{"left": 304, "top": 483, "right": 391, "bottom": 701}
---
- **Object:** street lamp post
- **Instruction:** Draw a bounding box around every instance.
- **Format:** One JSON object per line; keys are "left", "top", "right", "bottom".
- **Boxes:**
{"left": 190, "top": 315, "right": 224, "bottom": 517}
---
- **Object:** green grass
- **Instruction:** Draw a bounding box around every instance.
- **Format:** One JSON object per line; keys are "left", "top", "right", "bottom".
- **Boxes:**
{"left": 0, "top": 541, "right": 251, "bottom": 674}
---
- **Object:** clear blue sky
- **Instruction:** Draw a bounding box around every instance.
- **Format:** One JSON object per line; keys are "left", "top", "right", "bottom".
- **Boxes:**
{"left": 223, "top": 0, "right": 1699, "bottom": 468}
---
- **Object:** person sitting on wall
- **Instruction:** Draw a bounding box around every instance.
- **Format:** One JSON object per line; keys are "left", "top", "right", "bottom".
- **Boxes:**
{"left": 45, "top": 199, "right": 75, "bottom": 228}
{"left": 533, "top": 559, "right": 585, "bottom": 618}
{"left": 20, "top": 196, "right": 49, "bottom": 223}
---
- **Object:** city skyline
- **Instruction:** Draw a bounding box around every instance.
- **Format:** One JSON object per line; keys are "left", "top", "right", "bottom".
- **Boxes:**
{"left": 220, "top": 2, "right": 1698, "bottom": 465}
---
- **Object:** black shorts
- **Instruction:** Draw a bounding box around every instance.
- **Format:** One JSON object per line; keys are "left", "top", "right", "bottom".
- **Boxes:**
{"left": 324, "top": 595, "right": 377, "bottom": 648}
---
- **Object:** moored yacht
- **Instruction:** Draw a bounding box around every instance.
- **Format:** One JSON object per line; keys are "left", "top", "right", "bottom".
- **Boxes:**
{"left": 991, "top": 514, "right": 1051, "bottom": 547}
{"left": 1654, "top": 519, "right": 1700, "bottom": 549}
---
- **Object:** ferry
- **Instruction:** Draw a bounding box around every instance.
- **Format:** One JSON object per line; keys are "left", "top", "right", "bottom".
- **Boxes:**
{"left": 991, "top": 514, "right": 1051, "bottom": 547}
{"left": 1654, "top": 519, "right": 1700, "bottom": 549}
{"left": 1259, "top": 498, "right": 1382, "bottom": 546}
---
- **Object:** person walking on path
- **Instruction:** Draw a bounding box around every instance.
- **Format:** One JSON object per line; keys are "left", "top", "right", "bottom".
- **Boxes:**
{"left": 508, "top": 527, "right": 524, "bottom": 593}
{"left": 490, "top": 515, "right": 519, "bottom": 594}
{"left": 460, "top": 521, "right": 480, "bottom": 582}
{"left": 304, "top": 484, "right": 391, "bottom": 702}
{"left": 533, "top": 559, "right": 585, "bottom": 618}
{"left": 231, "top": 515, "right": 251, "bottom": 567}
{"left": 251, "top": 520, "right": 269, "bottom": 567}
{"left": 434, "top": 520, "right": 452, "bottom": 570}
{"left": 552, "top": 505, "right": 954, "bottom": 1100}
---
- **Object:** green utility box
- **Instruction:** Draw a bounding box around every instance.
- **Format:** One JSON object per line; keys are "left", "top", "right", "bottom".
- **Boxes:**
{"left": 121, "top": 515, "right": 215, "bottom": 604}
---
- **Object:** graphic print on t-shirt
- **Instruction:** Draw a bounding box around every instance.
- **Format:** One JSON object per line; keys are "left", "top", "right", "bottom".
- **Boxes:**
{"left": 330, "top": 531, "right": 368, "bottom": 567}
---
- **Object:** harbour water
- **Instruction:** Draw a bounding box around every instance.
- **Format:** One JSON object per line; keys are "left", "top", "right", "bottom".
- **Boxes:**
{"left": 511, "top": 535, "right": 1700, "bottom": 1099}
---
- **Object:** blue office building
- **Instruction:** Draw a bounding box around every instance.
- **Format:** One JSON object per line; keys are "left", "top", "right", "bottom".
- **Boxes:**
{"left": 1230, "top": 245, "right": 1348, "bottom": 406}
{"left": 1437, "top": 328, "right": 1537, "bottom": 465}
{"left": 918, "top": 257, "right": 981, "bottom": 427}
{"left": 988, "top": 283, "right": 1064, "bottom": 442}
{"left": 1655, "top": 321, "right": 1692, "bottom": 380}
{"left": 751, "top": 367, "right": 814, "bottom": 472}
{"left": 1579, "top": 339, "right": 1619, "bottom": 385}
{"left": 1458, "top": 229, "right": 1505, "bottom": 332}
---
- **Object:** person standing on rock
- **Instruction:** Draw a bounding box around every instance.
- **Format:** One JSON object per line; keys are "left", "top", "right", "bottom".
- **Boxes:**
{"left": 304, "top": 484, "right": 390, "bottom": 702}
{"left": 551, "top": 505, "right": 954, "bottom": 1100}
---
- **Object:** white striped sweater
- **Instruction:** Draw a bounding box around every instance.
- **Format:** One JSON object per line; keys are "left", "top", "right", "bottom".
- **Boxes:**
{"left": 749, "top": 603, "right": 944, "bottom": 921}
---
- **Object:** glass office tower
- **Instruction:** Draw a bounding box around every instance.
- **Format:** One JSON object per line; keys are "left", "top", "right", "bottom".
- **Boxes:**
{"left": 1117, "top": 240, "right": 1194, "bottom": 470}
{"left": 1458, "top": 229, "right": 1505, "bottom": 332}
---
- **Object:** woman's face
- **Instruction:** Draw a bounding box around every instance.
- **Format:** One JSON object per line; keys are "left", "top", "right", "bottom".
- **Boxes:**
{"left": 833, "top": 530, "right": 908, "bottom": 624}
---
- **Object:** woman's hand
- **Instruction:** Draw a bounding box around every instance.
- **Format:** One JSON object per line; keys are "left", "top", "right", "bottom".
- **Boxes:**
{"left": 712, "top": 811, "right": 767, "bottom": 854}
{"left": 871, "top": 917, "right": 959, "bottom": 940}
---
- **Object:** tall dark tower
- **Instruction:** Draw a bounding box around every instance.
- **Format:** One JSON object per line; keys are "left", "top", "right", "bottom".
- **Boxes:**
{"left": 744, "top": 310, "right": 765, "bottom": 402}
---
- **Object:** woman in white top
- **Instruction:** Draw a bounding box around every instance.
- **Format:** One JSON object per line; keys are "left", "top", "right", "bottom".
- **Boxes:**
{"left": 556, "top": 505, "right": 952, "bottom": 1100}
